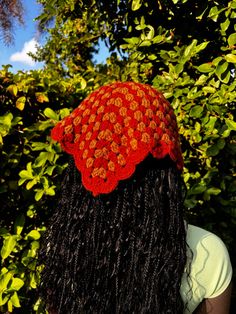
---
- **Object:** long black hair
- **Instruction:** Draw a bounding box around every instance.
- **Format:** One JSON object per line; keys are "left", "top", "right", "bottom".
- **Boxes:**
{"left": 39, "top": 155, "right": 187, "bottom": 314}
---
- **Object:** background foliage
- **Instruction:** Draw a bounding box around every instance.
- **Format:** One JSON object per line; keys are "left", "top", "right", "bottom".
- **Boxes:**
{"left": 0, "top": 0, "right": 236, "bottom": 312}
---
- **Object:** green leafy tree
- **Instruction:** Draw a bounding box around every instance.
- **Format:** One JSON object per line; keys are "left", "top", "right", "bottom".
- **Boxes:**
{"left": 0, "top": 0, "right": 236, "bottom": 312}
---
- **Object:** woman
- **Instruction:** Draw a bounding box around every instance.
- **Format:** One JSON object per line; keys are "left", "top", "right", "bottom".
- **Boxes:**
{"left": 39, "top": 82, "right": 232, "bottom": 313}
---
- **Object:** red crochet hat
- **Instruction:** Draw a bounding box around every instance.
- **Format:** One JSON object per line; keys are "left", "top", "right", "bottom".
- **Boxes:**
{"left": 51, "top": 81, "right": 183, "bottom": 196}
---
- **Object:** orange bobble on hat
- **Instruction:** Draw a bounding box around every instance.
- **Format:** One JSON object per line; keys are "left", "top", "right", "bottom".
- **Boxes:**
{"left": 51, "top": 81, "right": 183, "bottom": 196}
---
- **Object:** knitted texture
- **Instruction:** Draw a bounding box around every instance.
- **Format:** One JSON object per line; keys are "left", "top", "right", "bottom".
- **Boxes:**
{"left": 51, "top": 82, "right": 183, "bottom": 196}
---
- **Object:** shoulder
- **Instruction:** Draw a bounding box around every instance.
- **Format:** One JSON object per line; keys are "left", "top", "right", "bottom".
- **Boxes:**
{"left": 187, "top": 224, "right": 232, "bottom": 299}
{"left": 187, "top": 224, "right": 229, "bottom": 256}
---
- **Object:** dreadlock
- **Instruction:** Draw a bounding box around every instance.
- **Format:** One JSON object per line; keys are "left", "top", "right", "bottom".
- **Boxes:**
{"left": 39, "top": 155, "right": 187, "bottom": 314}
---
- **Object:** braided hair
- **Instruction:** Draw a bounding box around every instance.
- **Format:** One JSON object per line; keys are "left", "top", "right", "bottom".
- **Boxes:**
{"left": 39, "top": 155, "right": 187, "bottom": 314}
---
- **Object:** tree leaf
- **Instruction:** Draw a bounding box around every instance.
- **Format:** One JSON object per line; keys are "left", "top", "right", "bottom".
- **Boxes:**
{"left": 44, "top": 108, "right": 58, "bottom": 120}
{"left": 215, "top": 62, "right": 228, "bottom": 79}
{"left": 0, "top": 271, "right": 12, "bottom": 290}
{"left": 217, "top": 138, "right": 225, "bottom": 149}
{"left": 14, "top": 214, "right": 25, "bottom": 235}
{"left": 225, "top": 118, "right": 236, "bottom": 130}
{"left": 132, "top": 0, "right": 142, "bottom": 11}
{"left": 7, "top": 299, "right": 13, "bottom": 312}
{"left": 35, "top": 190, "right": 44, "bottom": 201}
{"left": 80, "top": 77, "right": 87, "bottom": 90}
{"left": 208, "top": 6, "right": 219, "bottom": 22}
{"left": 190, "top": 105, "right": 204, "bottom": 117}
{"left": 225, "top": 54, "right": 236, "bottom": 63}
{"left": 25, "top": 230, "right": 41, "bottom": 240}
{"left": 202, "top": 86, "right": 216, "bottom": 94}
{"left": 147, "top": 26, "right": 155, "bottom": 40}
{"left": 7, "top": 85, "right": 18, "bottom": 97}
{"left": 45, "top": 187, "right": 56, "bottom": 196}
{"left": 221, "top": 70, "right": 231, "bottom": 84}
{"left": 188, "top": 184, "right": 207, "bottom": 195}
{"left": 26, "top": 179, "right": 37, "bottom": 190}
{"left": 184, "top": 39, "right": 197, "bottom": 58}
{"left": 35, "top": 92, "right": 49, "bottom": 103}
{"left": 195, "top": 74, "right": 208, "bottom": 85}
{"left": 220, "top": 18, "right": 230, "bottom": 32}
{"left": 139, "top": 40, "right": 151, "bottom": 47}
{"left": 195, "top": 41, "right": 209, "bottom": 53}
{"left": 10, "top": 291, "right": 21, "bottom": 308}
{"left": 206, "top": 187, "right": 221, "bottom": 195}
{"left": 19, "top": 170, "right": 33, "bottom": 180}
{"left": 206, "top": 144, "right": 220, "bottom": 156}
{"left": 10, "top": 278, "right": 24, "bottom": 291}
{"left": 153, "top": 35, "right": 164, "bottom": 44}
{"left": 1, "top": 235, "right": 17, "bottom": 260}
{"left": 0, "top": 292, "right": 9, "bottom": 306}
{"left": 30, "top": 272, "right": 37, "bottom": 289}
{"left": 16, "top": 96, "right": 26, "bottom": 111}
{"left": 197, "top": 63, "right": 213, "bottom": 73}
{"left": 124, "top": 37, "right": 139, "bottom": 44}
{"left": 228, "top": 33, "right": 236, "bottom": 46}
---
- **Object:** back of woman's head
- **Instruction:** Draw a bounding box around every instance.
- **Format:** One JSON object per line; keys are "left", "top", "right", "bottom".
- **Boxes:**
{"left": 39, "top": 156, "right": 186, "bottom": 314}
{"left": 39, "top": 82, "right": 186, "bottom": 313}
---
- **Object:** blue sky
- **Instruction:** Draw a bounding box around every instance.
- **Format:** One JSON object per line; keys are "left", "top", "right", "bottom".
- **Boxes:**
{"left": 0, "top": 0, "right": 43, "bottom": 71}
{"left": 0, "top": 0, "right": 110, "bottom": 72}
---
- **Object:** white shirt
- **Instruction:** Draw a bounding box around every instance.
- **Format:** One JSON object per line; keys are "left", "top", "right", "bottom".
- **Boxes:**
{"left": 180, "top": 225, "right": 232, "bottom": 313}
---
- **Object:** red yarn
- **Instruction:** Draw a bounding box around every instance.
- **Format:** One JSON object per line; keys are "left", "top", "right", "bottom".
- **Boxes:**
{"left": 51, "top": 82, "right": 183, "bottom": 196}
